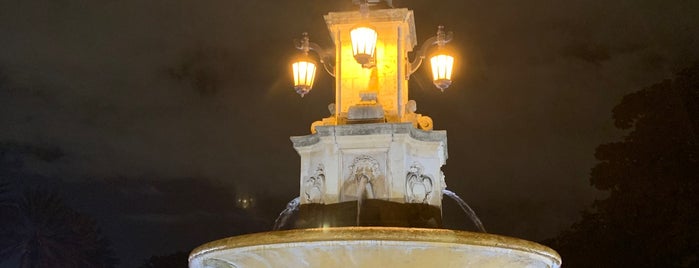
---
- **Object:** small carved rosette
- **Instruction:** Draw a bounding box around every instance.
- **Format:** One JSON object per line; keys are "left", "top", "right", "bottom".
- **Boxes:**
{"left": 304, "top": 164, "right": 326, "bottom": 203}
{"left": 405, "top": 162, "right": 433, "bottom": 203}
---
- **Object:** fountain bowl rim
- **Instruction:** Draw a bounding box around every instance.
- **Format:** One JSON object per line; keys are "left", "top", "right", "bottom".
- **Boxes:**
{"left": 189, "top": 227, "right": 561, "bottom": 266}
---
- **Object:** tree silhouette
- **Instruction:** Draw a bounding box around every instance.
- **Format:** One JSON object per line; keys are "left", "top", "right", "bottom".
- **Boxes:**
{"left": 547, "top": 63, "right": 699, "bottom": 267}
{"left": 0, "top": 187, "right": 118, "bottom": 268}
{"left": 0, "top": 180, "right": 21, "bottom": 265}
{"left": 138, "top": 251, "right": 189, "bottom": 268}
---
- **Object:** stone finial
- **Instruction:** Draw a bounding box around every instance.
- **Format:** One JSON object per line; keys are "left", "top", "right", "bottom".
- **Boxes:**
{"left": 406, "top": 100, "right": 417, "bottom": 113}
{"left": 401, "top": 100, "right": 433, "bottom": 130}
{"left": 328, "top": 103, "right": 336, "bottom": 115}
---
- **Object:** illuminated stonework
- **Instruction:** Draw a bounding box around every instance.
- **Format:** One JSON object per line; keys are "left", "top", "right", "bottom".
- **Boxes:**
{"left": 189, "top": 3, "right": 562, "bottom": 268}
{"left": 303, "top": 164, "right": 326, "bottom": 203}
{"left": 325, "top": 8, "right": 415, "bottom": 122}
{"left": 292, "top": 123, "right": 447, "bottom": 209}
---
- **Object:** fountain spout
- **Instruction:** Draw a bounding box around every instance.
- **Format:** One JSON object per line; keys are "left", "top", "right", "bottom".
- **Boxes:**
{"left": 272, "top": 197, "right": 300, "bottom": 230}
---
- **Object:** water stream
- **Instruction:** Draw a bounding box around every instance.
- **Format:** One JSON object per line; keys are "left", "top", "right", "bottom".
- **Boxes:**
{"left": 355, "top": 175, "right": 371, "bottom": 226}
{"left": 442, "top": 189, "right": 487, "bottom": 233}
{"left": 272, "top": 197, "right": 300, "bottom": 230}
{"left": 272, "top": 191, "right": 486, "bottom": 232}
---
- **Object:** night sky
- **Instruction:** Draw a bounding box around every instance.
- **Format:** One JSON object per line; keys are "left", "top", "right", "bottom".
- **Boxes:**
{"left": 1, "top": 0, "right": 698, "bottom": 267}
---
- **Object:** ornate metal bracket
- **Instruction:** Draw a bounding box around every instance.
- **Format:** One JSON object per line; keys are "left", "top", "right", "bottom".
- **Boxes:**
{"left": 294, "top": 32, "right": 336, "bottom": 77}
{"left": 407, "top": 26, "right": 453, "bottom": 79}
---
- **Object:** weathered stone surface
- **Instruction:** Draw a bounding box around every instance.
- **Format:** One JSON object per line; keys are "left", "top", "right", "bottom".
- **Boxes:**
{"left": 291, "top": 123, "right": 447, "bottom": 209}
{"left": 324, "top": 8, "right": 415, "bottom": 121}
{"left": 189, "top": 227, "right": 562, "bottom": 268}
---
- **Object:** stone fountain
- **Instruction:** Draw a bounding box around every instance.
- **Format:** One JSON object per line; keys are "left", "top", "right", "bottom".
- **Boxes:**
{"left": 189, "top": 2, "right": 561, "bottom": 267}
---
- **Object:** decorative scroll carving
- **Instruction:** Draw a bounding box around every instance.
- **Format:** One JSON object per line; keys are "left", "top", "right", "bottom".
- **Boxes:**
{"left": 402, "top": 100, "right": 433, "bottom": 130}
{"left": 304, "top": 164, "right": 326, "bottom": 203}
{"left": 310, "top": 121, "right": 323, "bottom": 134}
{"left": 417, "top": 115, "right": 433, "bottom": 131}
{"left": 405, "top": 162, "right": 433, "bottom": 203}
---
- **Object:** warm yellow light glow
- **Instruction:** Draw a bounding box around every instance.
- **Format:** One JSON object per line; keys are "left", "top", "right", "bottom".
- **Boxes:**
{"left": 292, "top": 59, "right": 317, "bottom": 97}
{"left": 350, "top": 26, "right": 377, "bottom": 66}
{"left": 430, "top": 54, "right": 454, "bottom": 91}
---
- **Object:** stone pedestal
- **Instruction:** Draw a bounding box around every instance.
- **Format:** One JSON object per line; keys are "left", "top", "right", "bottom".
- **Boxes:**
{"left": 292, "top": 123, "right": 446, "bottom": 210}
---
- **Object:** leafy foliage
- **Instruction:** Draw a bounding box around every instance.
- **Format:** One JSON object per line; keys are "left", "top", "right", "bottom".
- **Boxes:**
{"left": 547, "top": 63, "right": 699, "bottom": 267}
{"left": 0, "top": 187, "right": 118, "bottom": 268}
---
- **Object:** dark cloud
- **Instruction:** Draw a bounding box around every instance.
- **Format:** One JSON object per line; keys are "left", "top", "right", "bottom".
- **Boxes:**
{"left": 0, "top": 142, "right": 64, "bottom": 164}
{"left": 168, "top": 46, "right": 245, "bottom": 97}
{"left": 561, "top": 43, "right": 611, "bottom": 64}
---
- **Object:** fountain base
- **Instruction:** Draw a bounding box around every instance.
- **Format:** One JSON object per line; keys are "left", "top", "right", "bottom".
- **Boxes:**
{"left": 294, "top": 200, "right": 442, "bottom": 229}
{"left": 189, "top": 227, "right": 561, "bottom": 268}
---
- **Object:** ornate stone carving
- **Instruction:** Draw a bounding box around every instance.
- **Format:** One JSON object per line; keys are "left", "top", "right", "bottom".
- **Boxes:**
{"left": 310, "top": 103, "right": 338, "bottom": 133}
{"left": 340, "top": 155, "right": 387, "bottom": 201}
{"left": 405, "top": 162, "right": 433, "bottom": 203}
{"left": 417, "top": 115, "right": 433, "bottom": 131}
{"left": 304, "top": 164, "right": 326, "bottom": 203}
{"left": 406, "top": 99, "right": 417, "bottom": 113}
{"left": 402, "top": 100, "right": 433, "bottom": 131}
{"left": 310, "top": 121, "right": 323, "bottom": 134}
{"left": 328, "top": 103, "right": 336, "bottom": 116}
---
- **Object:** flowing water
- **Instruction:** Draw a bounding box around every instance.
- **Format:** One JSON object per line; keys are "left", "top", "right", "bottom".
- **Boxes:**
{"left": 273, "top": 197, "right": 300, "bottom": 230}
{"left": 442, "top": 189, "right": 487, "bottom": 233}
{"left": 356, "top": 175, "right": 370, "bottom": 226}
{"left": 272, "top": 191, "right": 485, "bottom": 232}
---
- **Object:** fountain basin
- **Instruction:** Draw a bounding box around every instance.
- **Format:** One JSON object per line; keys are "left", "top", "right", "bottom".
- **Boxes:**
{"left": 189, "top": 227, "right": 561, "bottom": 268}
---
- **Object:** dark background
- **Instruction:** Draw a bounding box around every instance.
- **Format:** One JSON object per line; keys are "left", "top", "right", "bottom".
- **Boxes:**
{"left": 1, "top": 0, "right": 697, "bottom": 267}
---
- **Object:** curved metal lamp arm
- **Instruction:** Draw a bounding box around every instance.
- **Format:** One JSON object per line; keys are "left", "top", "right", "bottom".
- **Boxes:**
{"left": 407, "top": 35, "right": 437, "bottom": 77}
{"left": 407, "top": 26, "right": 453, "bottom": 78}
{"left": 294, "top": 33, "right": 336, "bottom": 77}
{"left": 308, "top": 42, "right": 336, "bottom": 78}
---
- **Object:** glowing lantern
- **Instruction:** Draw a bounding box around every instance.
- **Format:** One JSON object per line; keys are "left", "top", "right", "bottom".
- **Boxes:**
{"left": 350, "top": 26, "right": 377, "bottom": 66}
{"left": 430, "top": 53, "right": 454, "bottom": 91}
{"left": 292, "top": 56, "right": 317, "bottom": 97}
